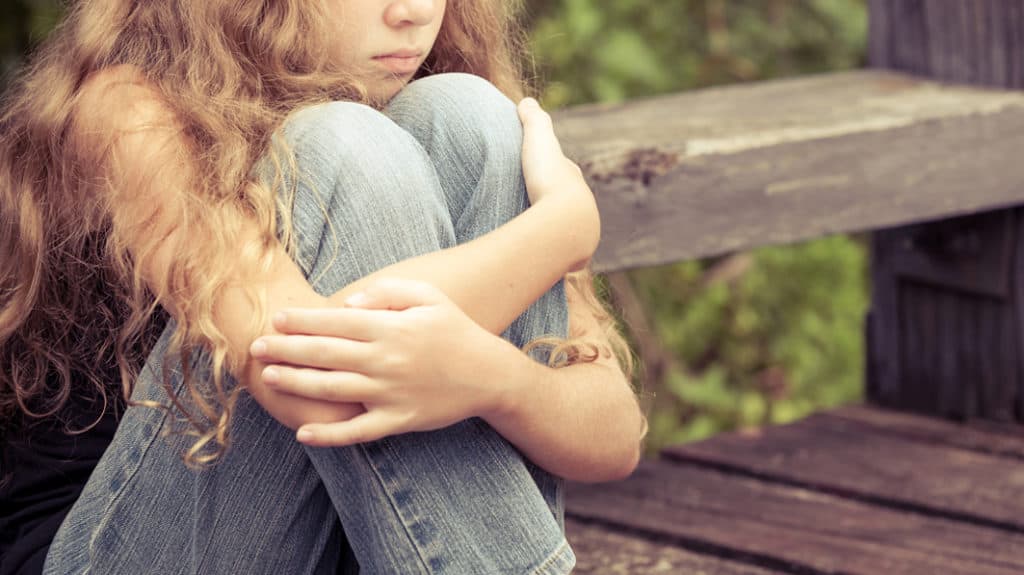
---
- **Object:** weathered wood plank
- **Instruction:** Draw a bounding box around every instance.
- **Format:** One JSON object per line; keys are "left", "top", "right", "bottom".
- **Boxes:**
{"left": 567, "top": 459, "right": 1024, "bottom": 575}
{"left": 831, "top": 405, "right": 1024, "bottom": 460}
{"left": 566, "top": 518, "right": 783, "bottom": 575}
{"left": 662, "top": 410, "right": 1024, "bottom": 530}
{"left": 554, "top": 70, "right": 1024, "bottom": 272}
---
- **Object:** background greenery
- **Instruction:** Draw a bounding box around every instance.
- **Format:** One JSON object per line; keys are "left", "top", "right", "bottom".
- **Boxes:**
{"left": 2, "top": 0, "right": 870, "bottom": 454}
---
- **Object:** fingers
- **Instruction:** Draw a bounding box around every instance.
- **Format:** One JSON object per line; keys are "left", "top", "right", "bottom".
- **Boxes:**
{"left": 273, "top": 307, "right": 391, "bottom": 339}
{"left": 518, "top": 99, "right": 556, "bottom": 139}
{"left": 296, "top": 412, "right": 402, "bottom": 447}
{"left": 518, "top": 97, "right": 567, "bottom": 161}
{"left": 250, "top": 334, "right": 374, "bottom": 371}
{"left": 342, "top": 277, "right": 445, "bottom": 311}
{"left": 517, "top": 97, "right": 550, "bottom": 125}
{"left": 262, "top": 365, "right": 381, "bottom": 403}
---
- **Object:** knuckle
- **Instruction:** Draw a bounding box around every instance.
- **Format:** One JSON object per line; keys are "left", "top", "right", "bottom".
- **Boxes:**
{"left": 379, "top": 351, "right": 407, "bottom": 374}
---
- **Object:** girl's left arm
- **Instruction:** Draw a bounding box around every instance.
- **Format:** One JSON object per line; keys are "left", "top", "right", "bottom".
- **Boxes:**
{"left": 467, "top": 282, "right": 646, "bottom": 483}
{"left": 253, "top": 276, "right": 645, "bottom": 483}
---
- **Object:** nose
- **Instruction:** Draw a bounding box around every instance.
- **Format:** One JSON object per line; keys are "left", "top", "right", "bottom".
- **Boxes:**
{"left": 384, "top": 0, "right": 437, "bottom": 27}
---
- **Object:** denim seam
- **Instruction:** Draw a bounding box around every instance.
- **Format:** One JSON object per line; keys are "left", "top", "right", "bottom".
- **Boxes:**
{"left": 83, "top": 380, "right": 174, "bottom": 562}
{"left": 529, "top": 539, "right": 574, "bottom": 575}
{"left": 357, "top": 442, "right": 433, "bottom": 575}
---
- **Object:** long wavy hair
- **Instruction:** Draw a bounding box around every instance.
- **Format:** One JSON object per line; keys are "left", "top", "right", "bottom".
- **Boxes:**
{"left": 0, "top": 0, "right": 637, "bottom": 465}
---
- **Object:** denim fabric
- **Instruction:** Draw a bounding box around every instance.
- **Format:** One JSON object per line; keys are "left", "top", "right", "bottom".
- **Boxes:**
{"left": 44, "top": 74, "right": 573, "bottom": 575}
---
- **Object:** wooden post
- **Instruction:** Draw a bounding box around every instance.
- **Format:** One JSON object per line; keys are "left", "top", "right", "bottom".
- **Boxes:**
{"left": 869, "top": 0, "right": 1023, "bottom": 88}
{"left": 867, "top": 0, "right": 1024, "bottom": 421}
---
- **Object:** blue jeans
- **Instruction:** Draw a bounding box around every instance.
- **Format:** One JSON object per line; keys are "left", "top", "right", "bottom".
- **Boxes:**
{"left": 44, "top": 74, "right": 574, "bottom": 575}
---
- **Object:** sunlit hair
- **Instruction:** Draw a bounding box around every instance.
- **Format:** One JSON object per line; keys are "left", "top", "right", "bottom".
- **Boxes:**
{"left": 0, "top": 0, "right": 638, "bottom": 465}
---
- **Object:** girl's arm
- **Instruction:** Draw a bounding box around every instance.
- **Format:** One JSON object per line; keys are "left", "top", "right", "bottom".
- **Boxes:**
{"left": 320, "top": 98, "right": 598, "bottom": 336}
{"left": 257, "top": 278, "right": 645, "bottom": 482}
{"left": 250, "top": 101, "right": 644, "bottom": 481}
{"left": 74, "top": 68, "right": 594, "bottom": 430}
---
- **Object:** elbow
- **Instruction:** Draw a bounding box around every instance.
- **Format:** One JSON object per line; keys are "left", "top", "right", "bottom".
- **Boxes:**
{"left": 569, "top": 437, "right": 642, "bottom": 484}
{"left": 247, "top": 374, "right": 364, "bottom": 431}
{"left": 269, "top": 393, "right": 365, "bottom": 431}
{"left": 568, "top": 451, "right": 639, "bottom": 484}
{"left": 602, "top": 443, "right": 642, "bottom": 482}
{"left": 577, "top": 409, "right": 645, "bottom": 483}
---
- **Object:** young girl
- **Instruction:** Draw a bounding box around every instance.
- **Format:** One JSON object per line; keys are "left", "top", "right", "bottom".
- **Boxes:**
{"left": 0, "top": 1, "right": 646, "bottom": 573}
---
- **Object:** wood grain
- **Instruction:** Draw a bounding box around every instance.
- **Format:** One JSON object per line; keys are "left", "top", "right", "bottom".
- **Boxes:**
{"left": 662, "top": 411, "right": 1024, "bottom": 530}
{"left": 874, "top": 0, "right": 1024, "bottom": 88}
{"left": 567, "top": 459, "right": 1024, "bottom": 575}
{"left": 552, "top": 70, "right": 1024, "bottom": 272}
{"left": 566, "top": 518, "right": 783, "bottom": 575}
{"left": 831, "top": 405, "right": 1024, "bottom": 459}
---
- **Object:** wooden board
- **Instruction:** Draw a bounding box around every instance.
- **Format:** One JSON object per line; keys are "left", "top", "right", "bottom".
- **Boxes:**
{"left": 566, "top": 518, "right": 783, "bottom": 575}
{"left": 552, "top": 70, "right": 1024, "bottom": 272}
{"left": 832, "top": 405, "right": 1024, "bottom": 460}
{"left": 662, "top": 410, "right": 1024, "bottom": 531}
{"left": 567, "top": 459, "right": 1024, "bottom": 575}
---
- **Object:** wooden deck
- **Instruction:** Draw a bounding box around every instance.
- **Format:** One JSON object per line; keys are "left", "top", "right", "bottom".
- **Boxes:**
{"left": 565, "top": 405, "right": 1024, "bottom": 574}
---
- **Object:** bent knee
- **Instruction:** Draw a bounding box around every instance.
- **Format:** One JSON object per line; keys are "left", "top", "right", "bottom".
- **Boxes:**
{"left": 259, "top": 101, "right": 452, "bottom": 273}
{"left": 403, "top": 73, "right": 515, "bottom": 111}
{"left": 389, "top": 73, "right": 523, "bottom": 165}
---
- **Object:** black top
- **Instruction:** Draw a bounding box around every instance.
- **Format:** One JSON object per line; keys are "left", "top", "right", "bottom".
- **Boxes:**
{"left": 1, "top": 293, "right": 166, "bottom": 574}
{"left": 0, "top": 390, "right": 123, "bottom": 575}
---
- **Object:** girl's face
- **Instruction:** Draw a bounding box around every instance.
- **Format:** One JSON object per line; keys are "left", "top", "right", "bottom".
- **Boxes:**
{"left": 326, "top": 0, "right": 447, "bottom": 102}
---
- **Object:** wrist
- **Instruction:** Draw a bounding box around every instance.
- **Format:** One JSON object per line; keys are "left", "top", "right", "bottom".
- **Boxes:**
{"left": 477, "top": 336, "right": 547, "bottom": 426}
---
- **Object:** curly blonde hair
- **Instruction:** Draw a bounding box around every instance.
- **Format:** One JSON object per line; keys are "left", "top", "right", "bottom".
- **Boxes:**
{"left": 0, "top": 0, "right": 635, "bottom": 464}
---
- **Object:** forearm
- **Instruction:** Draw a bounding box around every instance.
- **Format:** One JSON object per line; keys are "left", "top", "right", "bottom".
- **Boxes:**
{"left": 480, "top": 336, "right": 645, "bottom": 482}
{"left": 326, "top": 194, "right": 592, "bottom": 336}
{"left": 239, "top": 193, "right": 589, "bottom": 429}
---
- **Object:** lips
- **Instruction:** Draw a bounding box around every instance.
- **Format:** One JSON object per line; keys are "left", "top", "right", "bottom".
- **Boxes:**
{"left": 373, "top": 51, "right": 423, "bottom": 75}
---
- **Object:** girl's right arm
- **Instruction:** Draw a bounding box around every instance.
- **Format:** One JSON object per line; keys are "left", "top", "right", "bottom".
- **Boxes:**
{"left": 74, "top": 68, "right": 595, "bottom": 430}
{"left": 322, "top": 98, "right": 597, "bottom": 333}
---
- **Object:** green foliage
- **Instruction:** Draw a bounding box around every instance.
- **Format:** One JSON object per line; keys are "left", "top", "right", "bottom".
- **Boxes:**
{"left": 525, "top": 0, "right": 867, "bottom": 107}
{"left": 631, "top": 238, "right": 868, "bottom": 450}
{"left": 526, "top": 0, "right": 870, "bottom": 452}
{"left": 0, "top": 0, "right": 61, "bottom": 85}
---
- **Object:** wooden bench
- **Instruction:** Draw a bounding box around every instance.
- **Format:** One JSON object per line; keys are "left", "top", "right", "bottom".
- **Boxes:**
{"left": 555, "top": 2, "right": 1024, "bottom": 572}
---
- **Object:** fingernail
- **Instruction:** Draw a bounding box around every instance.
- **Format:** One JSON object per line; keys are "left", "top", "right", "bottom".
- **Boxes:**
{"left": 345, "top": 292, "right": 368, "bottom": 307}
{"left": 297, "top": 429, "right": 314, "bottom": 442}
{"left": 250, "top": 340, "right": 267, "bottom": 357}
{"left": 262, "top": 366, "right": 279, "bottom": 385}
{"left": 272, "top": 311, "right": 287, "bottom": 327}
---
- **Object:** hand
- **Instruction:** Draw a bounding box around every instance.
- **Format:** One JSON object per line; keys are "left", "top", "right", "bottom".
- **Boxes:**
{"left": 249, "top": 278, "right": 517, "bottom": 446}
{"left": 518, "top": 98, "right": 600, "bottom": 269}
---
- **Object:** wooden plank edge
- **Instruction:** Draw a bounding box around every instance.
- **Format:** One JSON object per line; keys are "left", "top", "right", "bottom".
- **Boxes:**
{"left": 660, "top": 422, "right": 1024, "bottom": 534}
{"left": 831, "top": 404, "right": 1024, "bottom": 460}
{"left": 566, "top": 517, "right": 787, "bottom": 575}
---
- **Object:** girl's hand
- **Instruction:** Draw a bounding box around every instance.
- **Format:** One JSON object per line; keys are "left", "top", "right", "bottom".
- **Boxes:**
{"left": 249, "top": 278, "right": 515, "bottom": 446}
{"left": 518, "top": 98, "right": 600, "bottom": 269}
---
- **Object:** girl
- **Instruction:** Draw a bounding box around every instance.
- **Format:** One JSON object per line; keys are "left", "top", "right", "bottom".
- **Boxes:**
{"left": 0, "top": 1, "right": 646, "bottom": 573}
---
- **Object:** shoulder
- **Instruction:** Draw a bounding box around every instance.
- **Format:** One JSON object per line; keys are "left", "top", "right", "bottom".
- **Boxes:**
{"left": 72, "top": 65, "right": 177, "bottom": 142}
{"left": 71, "top": 65, "right": 186, "bottom": 176}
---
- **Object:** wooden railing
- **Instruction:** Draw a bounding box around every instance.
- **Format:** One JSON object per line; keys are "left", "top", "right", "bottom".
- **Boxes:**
{"left": 555, "top": 0, "right": 1024, "bottom": 424}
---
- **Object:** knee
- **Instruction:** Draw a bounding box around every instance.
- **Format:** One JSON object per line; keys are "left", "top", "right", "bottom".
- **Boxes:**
{"left": 261, "top": 101, "right": 452, "bottom": 274}
{"left": 279, "top": 101, "right": 415, "bottom": 183}
{"left": 388, "top": 73, "right": 523, "bottom": 163}
{"left": 271, "top": 101, "right": 440, "bottom": 206}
